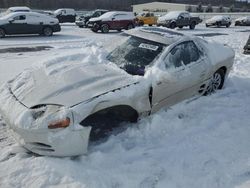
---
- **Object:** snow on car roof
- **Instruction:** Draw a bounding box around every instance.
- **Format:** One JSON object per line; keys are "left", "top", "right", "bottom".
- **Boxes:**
{"left": 125, "top": 27, "right": 183, "bottom": 45}
{"left": 8, "top": 6, "right": 31, "bottom": 12}
{"left": 161, "top": 11, "right": 188, "bottom": 19}
{"left": 99, "top": 11, "right": 134, "bottom": 19}
{"left": 0, "top": 11, "right": 53, "bottom": 20}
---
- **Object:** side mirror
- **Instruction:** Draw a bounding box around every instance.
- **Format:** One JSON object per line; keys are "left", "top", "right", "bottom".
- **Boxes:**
{"left": 8, "top": 19, "right": 14, "bottom": 23}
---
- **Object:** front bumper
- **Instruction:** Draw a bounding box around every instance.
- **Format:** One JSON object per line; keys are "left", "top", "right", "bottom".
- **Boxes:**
{"left": 157, "top": 21, "right": 171, "bottom": 27}
{"left": 52, "top": 24, "right": 61, "bottom": 32}
{"left": 75, "top": 20, "right": 85, "bottom": 27}
{"left": 0, "top": 84, "right": 91, "bottom": 156}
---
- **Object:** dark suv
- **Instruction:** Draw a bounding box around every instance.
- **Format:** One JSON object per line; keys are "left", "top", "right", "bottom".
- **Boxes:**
{"left": 75, "top": 9, "right": 108, "bottom": 28}
{"left": 88, "top": 11, "right": 135, "bottom": 33}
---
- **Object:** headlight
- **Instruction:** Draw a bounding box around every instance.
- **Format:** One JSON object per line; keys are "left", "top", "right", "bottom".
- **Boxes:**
{"left": 31, "top": 105, "right": 73, "bottom": 129}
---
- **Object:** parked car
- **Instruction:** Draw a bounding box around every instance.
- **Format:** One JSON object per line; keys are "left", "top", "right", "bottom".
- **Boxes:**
{"left": 0, "top": 12, "right": 61, "bottom": 38}
{"left": 6, "top": 6, "right": 31, "bottom": 13}
{"left": 1, "top": 6, "right": 31, "bottom": 16}
{"left": 157, "top": 11, "right": 202, "bottom": 29}
{"left": 235, "top": 16, "right": 250, "bottom": 26}
{"left": 244, "top": 35, "right": 250, "bottom": 54}
{"left": 75, "top": 9, "right": 108, "bottom": 28}
{"left": 136, "top": 12, "right": 158, "bottom": 26}
{"left": 88, "top": 11, "right": 135, "bottom": 33}
{"left": 54, "top": 8, "right": 76, "bottom": 23}
{"left": 206, "top": 16, "right": 231, "bottom": 27}
{"left": 0, "top": 27, "right": 235, "bottom": 156}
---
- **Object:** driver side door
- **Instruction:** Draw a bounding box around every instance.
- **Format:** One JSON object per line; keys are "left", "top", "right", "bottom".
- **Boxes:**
{"left": 151, "top": 40, "right": 209, "bottom": 113}
{"left": 5, "top": 15, "right": 28, "bottom": 34}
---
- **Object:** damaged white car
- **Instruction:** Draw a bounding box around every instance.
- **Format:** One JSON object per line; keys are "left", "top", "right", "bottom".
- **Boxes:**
{"left": 0, "top": 27, "right": 235, "bottom": 156}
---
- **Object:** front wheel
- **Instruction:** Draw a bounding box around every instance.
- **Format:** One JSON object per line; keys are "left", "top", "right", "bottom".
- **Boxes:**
{"left": 0, "top": 28, "right": 5, "bottom": 38}
{"left": 189, "top": 22, "right": 196, "bottom": 30}
{"left": 43, "top": 27, "right": 53, "bottom": 36}
{"left": 127, "top": 23, "right": 134, "bottom": 30}
{"left": 170, "top": 22, "right": 176, "bottom": 29}
{"left": 101, "top": 24, "right": 109, "bottom": 33}
{"left": 205, "top": 69, "right": 225, "bottom": 95}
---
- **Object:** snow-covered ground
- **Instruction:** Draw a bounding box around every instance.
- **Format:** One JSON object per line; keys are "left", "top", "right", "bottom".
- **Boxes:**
{"left": 0, "top": 24, "right": 250, "bottom": 188}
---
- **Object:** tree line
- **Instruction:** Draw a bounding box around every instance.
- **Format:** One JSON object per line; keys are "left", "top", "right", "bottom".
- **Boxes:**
{"left": 0, "top": 0, "right": 249, "bottom": 11}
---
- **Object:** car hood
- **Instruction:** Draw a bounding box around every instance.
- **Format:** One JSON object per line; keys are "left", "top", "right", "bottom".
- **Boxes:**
{"left": 89, "top": 17, "right": 102, "bottom": 22}
{"left": 11, "top": 63, "right": 138, "bottom": 108}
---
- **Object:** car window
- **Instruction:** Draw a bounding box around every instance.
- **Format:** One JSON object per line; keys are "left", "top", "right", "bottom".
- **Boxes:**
{"left": 165, "top": 41, "right": 201, "bottom": 69}
{"left": 107, "top": 36, "right": 166, "bottom": 76}
{"left": 13, "top": 15, "right": 26, "bottom": 20}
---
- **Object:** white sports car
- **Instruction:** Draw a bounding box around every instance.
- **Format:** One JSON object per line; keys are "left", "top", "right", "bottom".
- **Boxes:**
{"left": 0, "top": 27, "right": 235, "bottom": 156}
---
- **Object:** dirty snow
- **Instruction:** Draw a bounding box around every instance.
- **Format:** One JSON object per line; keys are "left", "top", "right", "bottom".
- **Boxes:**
{"left": 0, "top": 24, "right": 250, "bottom": 188}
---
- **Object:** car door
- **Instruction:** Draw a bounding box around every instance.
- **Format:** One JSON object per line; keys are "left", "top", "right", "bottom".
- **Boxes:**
{"left": 4, "top": 15, "right": 28, "bottom": 34}
{"left": 176, "top": 13, "right": 188, "bottom": 26}
{"left": 151, "top": 40, "right": 209, "bottom": 113}
{"left": 111, "top": 14, "right": 123, "bottom": 29}
{"left": 26, "top": 14, "right": 43, "bottom": 34}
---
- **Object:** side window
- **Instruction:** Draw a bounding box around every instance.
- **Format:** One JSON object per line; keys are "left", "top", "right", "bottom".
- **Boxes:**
{"left": 13, "top": 15, "right": 26, "bottom": 20}
{"left": 165, "top": 41, "right": 201, "bottom": 69}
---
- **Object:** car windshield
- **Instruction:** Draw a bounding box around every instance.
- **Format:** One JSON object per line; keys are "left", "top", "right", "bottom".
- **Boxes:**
{"left": 163, "top": 11, "right": 182, "bottom": 19}
{"left": 107, "top": 36, "right": 166, "bottom": 76}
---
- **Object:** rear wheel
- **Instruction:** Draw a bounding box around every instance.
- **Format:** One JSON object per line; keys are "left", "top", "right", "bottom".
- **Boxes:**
{"left": 205, "top": 69, "right": 225, "bottom": 95}
{"left": 178, "top": 26, "right": 183, "bottom": 29}
{"left": 0, "top": 28, "right": 5, "bottom": 38}
{"left": 217, "top": 22, "right": 221, "bottom": 27}
{"left": 149, "top": 24, "right": 152, "bottom": 26}
{"left": 226, "top": 23, "right": 230, "bottom": 28}
{"left": 101, "top": 24, "right": 109, "bottom": 33}
{"left": 127, "top": 23, "right": 134, "bottom": 30}
{"left": 43, "top": 27, "right": 53, "bottom": 36}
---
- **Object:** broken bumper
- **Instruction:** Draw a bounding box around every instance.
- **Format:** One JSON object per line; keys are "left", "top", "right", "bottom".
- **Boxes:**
{"left": 0, "top": 84, "right": 91, "bottom": 157}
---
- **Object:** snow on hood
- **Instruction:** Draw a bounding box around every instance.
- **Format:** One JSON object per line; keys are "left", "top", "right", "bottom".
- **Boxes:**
{"left": 9, "top": 46, "right": 138, "bottom": 108}
{"left": 235, "top": 16, "right": 250, "bottom": 21}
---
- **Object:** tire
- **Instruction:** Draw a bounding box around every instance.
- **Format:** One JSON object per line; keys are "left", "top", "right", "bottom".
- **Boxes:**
{"left": 117, "top": 29, "right": 122, "bottom": 32}
{"left": 91, "top": 28, "right": 98, "bottom": 32}
{"left": 205, "top": 69, "right": 225, "bottom": 95}
{"left": 189, "top": 22, "right": 196, "bottom": 30}
{"left": 170, "top": 22, "right": 176, "bottom": 29}
{"left": 0, "top": 28, "right": 5, "bottom": 38}
{"left": 205, "top": 24, "right": 209, "bottom": 27}
{"left": 149, "top": 24, "right": 152, "bottom": 26}
{"left": 43, "top": 27, "right": 53, "bottom": 36}
{"left": 127, "top": 23, "right": 134, "bottom": 30}
{"left": 226, "top": 23, "right": 230, "bottom": 28}
{"left": 79, "top": 25, "right": 84, "bottom": 28}
{"left": 139, "top": 21, "right": 144, "bottom": 26}
{"left": 217, "top": 22, "right": 221, "bottom": 27}
{"left": 178, "top": 26, "right": 183, "bottom": 29}
{"left": 101, "top": 24, "right": 109, "bottom": 33}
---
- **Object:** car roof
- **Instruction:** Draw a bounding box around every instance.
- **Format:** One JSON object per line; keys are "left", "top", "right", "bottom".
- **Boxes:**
{"left": 124, "top": 27, "right": 184, "bottom": 45}
{"left": 4, "top": 11, "right": 50, "bottom": 18}
{"left": 8, "top": 6, "right": 31, "bottom": 11}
